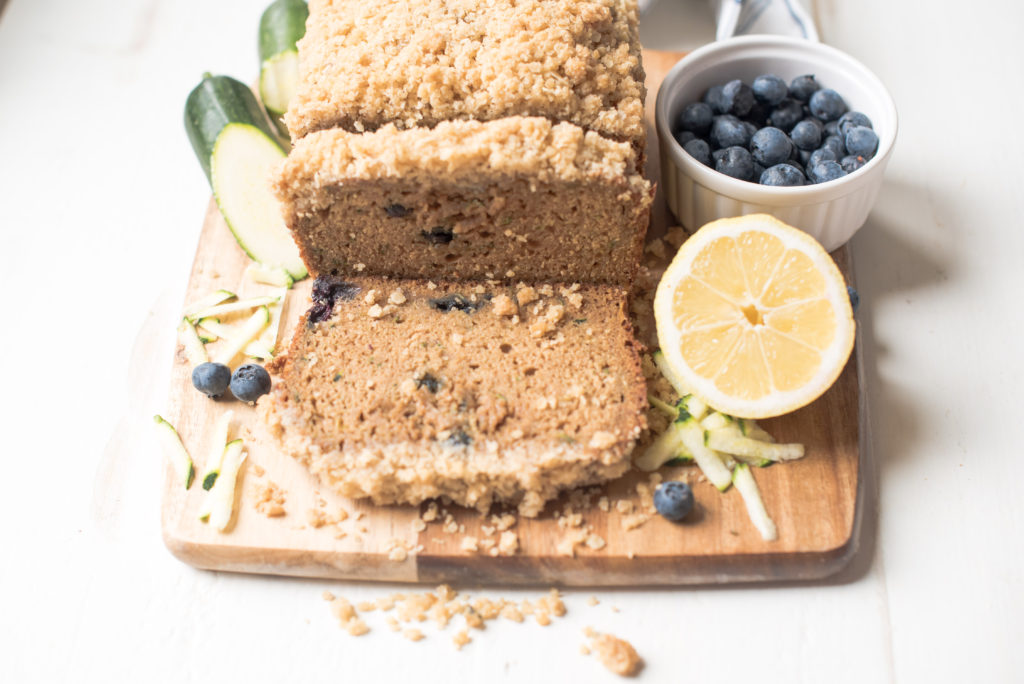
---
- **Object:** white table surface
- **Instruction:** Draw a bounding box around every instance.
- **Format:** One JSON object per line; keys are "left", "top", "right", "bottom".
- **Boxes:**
{"left": 2, "top": 0, "right": 1021, "bottom": 681}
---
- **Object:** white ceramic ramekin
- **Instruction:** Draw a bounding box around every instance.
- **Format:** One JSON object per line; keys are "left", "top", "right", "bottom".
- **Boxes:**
{"left": 655, "top": 35, "right": 898, "bottom": 251}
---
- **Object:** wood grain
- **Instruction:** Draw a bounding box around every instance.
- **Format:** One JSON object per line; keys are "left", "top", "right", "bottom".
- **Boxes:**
{"left": 160, "top": 50, "right": 862, "bottom": 585}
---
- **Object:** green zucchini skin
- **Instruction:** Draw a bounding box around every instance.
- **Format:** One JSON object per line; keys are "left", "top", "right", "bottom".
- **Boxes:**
{"left": 259, "top": 0, "right": 309, "bottom": 63}
{"left": 184, "top": 73, "right": 283, "bottom": 183}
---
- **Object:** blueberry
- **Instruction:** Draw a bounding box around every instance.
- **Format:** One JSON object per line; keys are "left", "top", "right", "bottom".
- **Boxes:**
{"left": 676, "top": 130, "right": 698, "bottom": 147}
{"left": 752, "top": 161, "right": 766, "bottom": 180}
{"left": 312, "top": 276, "right": 360, "bottom": 305}
{"left": 809, "top": 88, "right": 847, "bottom": 121}
{"left": 760, "top": 163, "right": 807, "bottom": 186}
{"left": 654, "top": 481, "right": 695, "bottom": 522}
{"left": 742, "top": 120, "right": 758, "bottom": 141}
{"left": 710, "top": 115, "right": 749, "bottom": 148}
{"left": 790, "top": 120, "right": 822, "bottom": 151}
{"left": 415, "top": 373, "right": 440, "bottom": 392}
{"left": 802, "top": 116, "right": 825, "bottom": 132}
{"left": 749, "top": 126, "right": 792, "bottom": 167}
{"left": 808, "top": 147, "right": 837, "bottom": 169}
{"left": 789, "top": 141, "right": 802, "bottom": 161}
{"left": 752, "top": 74, "right": 788, "bottom": 106}
{"left": 798, "top": 148, "right": 813, "bottom": 166}
{"left": 444, "top": 428, "right": 472, "bottom": 448}
{"left": 781, "top": 159, "right": 805, "bottom": 176}
{"left": 768, "top": 98, "right": 803, "bottom": 132}
{"left": 722, "top": 79, "right": 755, "bottom": 116}
{"left": 309, "top": 277, "right": 360, "bottom": 324}
{"left": 192, "top": 362, "right": 232, "bottom": 398}
{"left": 230, "top": 363, "right": 272, "bottom": 403}
{"left": 743, "top": 101, "right": 770, "bottom": 127}
{"left": 422, "top": 225, "right": 454, "bottom": 244}
{"left": 683, "top": 138, "right": 712, "bottom": 167}
{"left": 847, "top": 286, "right": 860, "bottom": 313}
{"left": 844, "top": 126, "right": 879, "bottom": 159}
{"left": 821, "top": 134, "right": 847, "bottom": 159}
{"left": 808, "top": 160, "right": 848, "bottom": 184}
{"left": 429, "top": 293, "right": 485, "bottom": 314}
{"left": 385, "top": 203, "right": 411, "bottom": 218}
{"left": 840, "top": 154, "right": 867, "bottom": 173}
{"left": 715, "top": 146, "right": 754, "bottom": 181}
{"left": 824, "top": 120, "right": 840, "bottom": 137}
{"left": 674, "top": 130, "right": 697, "bottom": 147}
{"left": 703, "top": 85, "right": 730, "bottom": 114}
{"left": 712, "top": 147, "right": 728, "bottom": 165}
{"left": 838, "top": 111, "right": 873, "bottom": 137}
{"left": 678, "top": 102, "right": 713, "bottom": 136}
{"left": 789, "top": 74, "right": 820, "bottom": 102}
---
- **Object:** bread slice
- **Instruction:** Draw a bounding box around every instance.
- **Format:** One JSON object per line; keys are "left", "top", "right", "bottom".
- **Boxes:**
{"left": 285, "top": 0, "right": 646, "bottom": 149}
{"left": 262, "top": 275, "right": 647, "bottom": 516}
{"left": 273, "top": 117, "right": 652, "bottom": 286}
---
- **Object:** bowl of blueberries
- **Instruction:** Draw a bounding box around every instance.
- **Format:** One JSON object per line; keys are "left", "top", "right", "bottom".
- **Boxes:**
{"left": 655, "top": 35, "right": 897, "bottom": 251}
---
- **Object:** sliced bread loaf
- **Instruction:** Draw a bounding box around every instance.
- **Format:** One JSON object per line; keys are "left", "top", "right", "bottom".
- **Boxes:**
{"left": 262, "top": 275, "right": 647, "bottom": 516}
{"left": 285, "top": 0, "right": 646, "bottom": 148}
{"left": 272, "top": 117, "right": 652, "bottom": 286}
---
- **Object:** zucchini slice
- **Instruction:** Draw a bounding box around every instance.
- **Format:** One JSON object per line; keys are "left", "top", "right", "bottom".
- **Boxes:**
{"left": 200, "top": 410, "right": 234, "bottom": 490}
{"left": 706, "top": 429, "right": 805, "bottom": 462}
{"left": 259, "top": 0, "right": 309, "bottom": 126}
{"left": 733, "top": 463, "right": 778, "bottom": 541}
{"left": 675, "top": 417, "right": 732, "bottom": 491}
{"left": 177, "top": 319, "right": 209, "bottom": 367}
{"left": 214, "top": 306, "right": 271, "bottom": 366}
{"left": 153, "top": 415, "right": 195, "bottom": 489}
{"left": 187, "top": 294, "right": 281, "bottom": 322}
{"left": 199, "top": 439, "right": 246, "bottom": 531}
{"left": 252, "top": 288, "right": 288, "bottom": 358}
{"left": 184, "top": 73, "right": 307, "bottom": 280}
{"left": 244, "top": 262, "right": 294, "bottom": 288}
{"left": 182, "top": 289, "right": 236, "bottom": 319}
{"left": 635, "top": 425, "right": 691, "bottom": 472}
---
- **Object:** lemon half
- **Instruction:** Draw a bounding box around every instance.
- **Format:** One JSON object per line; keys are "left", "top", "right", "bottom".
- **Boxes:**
{"left": 654, "top": 214, "right": 855, "bottom": 419}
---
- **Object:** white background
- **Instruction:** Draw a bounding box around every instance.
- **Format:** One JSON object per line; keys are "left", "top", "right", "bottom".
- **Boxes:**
{"left": 1, "top": 0, "right": 1021, "bottom": 681}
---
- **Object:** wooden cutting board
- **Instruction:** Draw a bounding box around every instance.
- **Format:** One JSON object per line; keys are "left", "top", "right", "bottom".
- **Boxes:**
{"left": 160, "top": 51, "right": 862, "bottom": 585}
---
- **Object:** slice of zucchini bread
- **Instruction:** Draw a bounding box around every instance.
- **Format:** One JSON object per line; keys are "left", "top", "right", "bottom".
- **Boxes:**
{"left": 272, "top": 117, "right": 652, "bottom": 286}
{"left": 285, "top": 0, "right": 646, "bottom": 150}
{"left": 261, "top": 275, "right": 647, "bottom": 516}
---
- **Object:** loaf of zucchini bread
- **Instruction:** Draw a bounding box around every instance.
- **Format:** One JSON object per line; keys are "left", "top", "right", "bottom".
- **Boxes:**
{"left": 262, "top": 275, "right": 647, "bottom": 516}
{"left": 272, "top": 117, "right": 652, "bottom": 285}
{"left": 285, "top": 0, "right": 646, "bottom": 150}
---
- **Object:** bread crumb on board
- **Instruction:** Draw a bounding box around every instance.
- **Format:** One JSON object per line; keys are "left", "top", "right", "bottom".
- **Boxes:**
{"left": 253, "top": 480, "right": 287, "bottom": 518}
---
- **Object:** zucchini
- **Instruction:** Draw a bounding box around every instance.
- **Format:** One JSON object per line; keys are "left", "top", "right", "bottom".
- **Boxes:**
{"left": 674, "top": 406, "right": 732, "bottom": 491}
{"left": 244, "top": 262, "right": 294, "bottom": 288}
{"left": 196, "top": 290, "right": 284, "bottom": 361}
{"left": 199, "top": 439, "right": 246, "bottom": 530}
{"left": 259, "top": 0, "right": 308, "bottom": 127}
{"left": 214, "top": 306, "right": 272, "bottom": 366}
{"left": 200, "top": 410, "right": 234, "bottom": 491}
{"left": 733, "top": 464, "right": 778, "bottom": 541}
{"left": 186, "top": 294, "right": 281, "bottom": 322}
{"left": 647, "top": 394, "right": 678, "bottom": 419}
{"left": 182, "top": 289, "right": 236, "bottom": 319}
{"left": 635, "top": 426, "right": 691, "bottom": 472}
{"left": 153, "top": 415, "right": 195, "bottom": 489}
{"left": 706, "top": 429, "right": 805, "bottom": 463}
{"left": 184, "top": 73, "right": 307, "bottom": 280}
{"left": 177, "top": 319, "right": 209, "bottom": 367}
